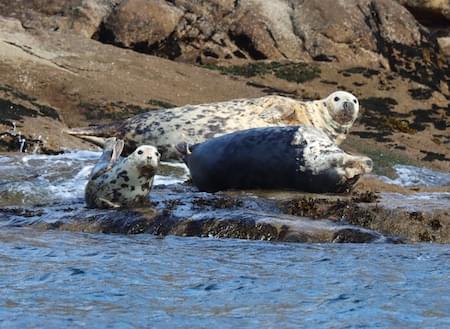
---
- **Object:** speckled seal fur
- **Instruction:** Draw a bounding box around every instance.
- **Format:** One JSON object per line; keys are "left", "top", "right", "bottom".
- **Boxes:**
{"left": 67, "top": 91, "right": 359, "bottom": 160}
{"left": 85, "top": 138, "right": 160, "bottom": 209}
{"left": 176, "top": 125, "right": 372, "bottom": 193}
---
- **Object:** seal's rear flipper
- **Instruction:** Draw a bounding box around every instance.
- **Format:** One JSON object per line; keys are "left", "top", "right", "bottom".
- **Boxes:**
{"left": 175, "top": 142, "right": 192, "bottom": 157}
{"left": 64, "top": 122, "right": 121, "bottom": 148}
{"left": 90, "top": 138, "right": 124, "bottom": 178}
{"left": 110, "top": 139, "right": 124, "bottom": 168}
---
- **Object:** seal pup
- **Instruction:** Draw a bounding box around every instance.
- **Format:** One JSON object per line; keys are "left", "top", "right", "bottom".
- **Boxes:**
{"left": 66, "top": 91, "right": 359, "bottom": 159}
{"left": 176, "top": 126, "right": 372, "bottom": 193}
{"left": 85, "top": 137, "right": 160, "bottom": 209}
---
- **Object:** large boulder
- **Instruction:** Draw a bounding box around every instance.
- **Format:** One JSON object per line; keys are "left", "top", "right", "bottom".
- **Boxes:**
{"left": 97, "top": 0, "right": 184, "bottom": 56}
{"left": 397, "top": 0, "right": 450, "bottom": 56}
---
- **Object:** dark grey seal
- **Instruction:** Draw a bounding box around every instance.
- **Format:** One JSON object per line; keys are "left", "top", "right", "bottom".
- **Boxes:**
{"left": 176, "top": 126, "right": 372, "bottom": 193}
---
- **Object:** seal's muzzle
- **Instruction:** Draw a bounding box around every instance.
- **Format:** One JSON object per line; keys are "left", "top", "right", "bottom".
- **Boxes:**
{"left": 343, "top": 101, "right": 354, "bottom": 113}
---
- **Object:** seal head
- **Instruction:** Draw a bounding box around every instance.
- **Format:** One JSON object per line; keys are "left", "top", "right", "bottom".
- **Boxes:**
{"left": 324, "top": 91, "right": 359, "bottom": 126}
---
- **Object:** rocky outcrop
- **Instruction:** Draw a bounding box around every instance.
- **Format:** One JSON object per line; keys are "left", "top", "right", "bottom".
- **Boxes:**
{"left": 0, "top": 15, "right": 263, "bottom": 153}
{"left": 2, "top": 181, "right": 450, "bottom": 242}
{"left": 1, "top": 1, "right": 447, "bottom": 89}
{"left": 97, "top": 0, "right": 184, "bottom": 56}
{"left": 93, "top": 0, "right": 448, "bottom": 90}
{"left": 0, "top": 0, "right": 119, "bottom": 38}
{"left": 397, "top": 0, "right": 450, "bottom": 27}
{"left": 397, "top": 0, "right": 450, "bottom": 56}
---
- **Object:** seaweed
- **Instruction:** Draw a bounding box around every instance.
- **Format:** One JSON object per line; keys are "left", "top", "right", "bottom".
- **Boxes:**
{"left": 201, "top": 61, "right": 321, "bottom": 83}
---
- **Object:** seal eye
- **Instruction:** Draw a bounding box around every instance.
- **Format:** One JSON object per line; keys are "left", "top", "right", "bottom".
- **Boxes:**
{"left": 137, "top": 150, "right": 143, "bottom": 155}
{"left": 334, "top": 97, "right": 340, "bottom": 102}
{"left": 353, "top": 99, "right": 357, "bottom": 104}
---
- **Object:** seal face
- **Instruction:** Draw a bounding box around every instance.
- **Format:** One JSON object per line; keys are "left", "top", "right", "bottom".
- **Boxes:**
{"left": 85, "top": 139, "right": 160, "bottom": 209}
{"left": 177, "top": 126, "right": 372, "bottom": 193}
{"left": 320, "top": 91, "right": 359, "bottom": 144}
{"left": 66, "top": 91, "right": 359, "bottom": 159}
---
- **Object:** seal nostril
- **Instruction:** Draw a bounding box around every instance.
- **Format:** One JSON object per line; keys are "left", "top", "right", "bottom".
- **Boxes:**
{"left": 343, "top": 102, "right": 354, "bottom": 112}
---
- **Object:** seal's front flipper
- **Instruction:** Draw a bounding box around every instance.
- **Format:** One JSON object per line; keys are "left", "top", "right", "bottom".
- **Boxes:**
{"left": 98, "top": 198, "right": 121, "bottom": 209}
{"left": 260, "top": 106, "right": 296, "bottom": 123}
{"left": 64, "top": 122, "right": 121, "bottom": 148}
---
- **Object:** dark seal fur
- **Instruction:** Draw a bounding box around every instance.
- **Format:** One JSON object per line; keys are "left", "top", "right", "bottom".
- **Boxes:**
{"left": 177, "top": 126, "right": 372, "bottom": 193}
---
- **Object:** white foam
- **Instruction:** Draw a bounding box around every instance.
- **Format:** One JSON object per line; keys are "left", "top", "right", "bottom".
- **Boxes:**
{"left": 379, "top": 165, "right": 450, "bottom": 187}
{"left": 0, "top": 151, "right": 189, "bottom": 205}
{"left": 380, "top": 192, "right": 450, "bottom": 211}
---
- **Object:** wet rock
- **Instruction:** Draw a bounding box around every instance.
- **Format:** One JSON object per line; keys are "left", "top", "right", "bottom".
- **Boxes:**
{"left": 279, "top": 190, "right": 450, "bottom": 243}
{"left": 0, "top": 185, "right": 385, "bottom": 244}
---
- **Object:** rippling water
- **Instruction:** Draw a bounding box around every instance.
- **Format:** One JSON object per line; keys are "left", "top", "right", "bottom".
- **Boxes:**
{"left": 1, "top": 230, "right": 450, "bottom": 328}
{"left": 1, "top": 152, "right": 449, "bottom": 328}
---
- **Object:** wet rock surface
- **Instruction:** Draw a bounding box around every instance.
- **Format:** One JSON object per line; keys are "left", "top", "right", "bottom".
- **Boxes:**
{"left": 2, "top": 180, "right": 449, "bottom": 243}
{"left": 0, "top": 184, "right": 388, "bottom": 243}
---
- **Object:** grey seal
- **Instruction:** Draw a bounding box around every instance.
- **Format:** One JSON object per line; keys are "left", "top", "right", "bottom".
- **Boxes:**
{"left": 67, "top": 91, "right": 359, "bottom": 159}
{"left": 176, "top": 126, "right": 372, "bottom": 193}
{"left": 85, "top": 138, "right": 160, "bottom": 208}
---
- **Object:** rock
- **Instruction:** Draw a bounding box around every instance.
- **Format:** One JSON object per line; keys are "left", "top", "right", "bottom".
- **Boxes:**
{"left": 3, "top": 180, "right": 449, "bottom": 243}
{"left": 0, "top": 0, "right": 119, "bottom": 38}
{"left": 0, "top": 16, "right": 263, "bottom": 153}
{"left": 1, "top": 1, "right": 447, "bottom": 90}
{"left": 0, "top": 185, "right": 386, "bottom": 243}
{"left": 397, "top": 0, "right": 450, "bottom": 25}
{"left": 438, "top": 37, "right": 450, "bottom": 57}
{"left": 97, "top": 0, "right": 184, "bottom": 57}
{"left": 98, "top": 0, "right": 448, "bottom": 90}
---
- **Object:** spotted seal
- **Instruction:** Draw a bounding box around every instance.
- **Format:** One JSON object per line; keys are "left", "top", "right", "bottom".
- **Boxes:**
{"left": 67, "top": 91, "right": 359, "bottom": 159}
{"left": 176, "top": 126, "right": 372, "bottom": 193}
{"left": 85, "top": 138, "right": 160, "bottom": 209}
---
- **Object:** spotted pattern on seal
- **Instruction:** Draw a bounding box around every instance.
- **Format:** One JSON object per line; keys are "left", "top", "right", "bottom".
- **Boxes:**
{"left": 68, "top": 91, "right": 359, "bottom": 160}
{"left": 85, "top": 143, "right": 160, "bottom": 209}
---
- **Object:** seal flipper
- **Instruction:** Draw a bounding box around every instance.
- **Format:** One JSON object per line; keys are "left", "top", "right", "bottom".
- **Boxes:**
{"left": 90, "top": 138, "right": 124, "bottom": 179}
{"left": 64, "top": 122, "right": 122, "bottom": 148}
{"left": 98, "top": 198, "right": 121, "bottom": 209}
{"left": 175, "top": 142, "right": 193, "bottom": 163}
{"left": 260, "top": 106, "right": 296, "bottom": 123}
